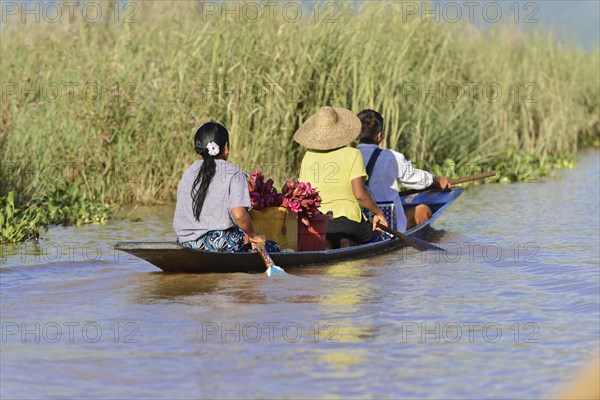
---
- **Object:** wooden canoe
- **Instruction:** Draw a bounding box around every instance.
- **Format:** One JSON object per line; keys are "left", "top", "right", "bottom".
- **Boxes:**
{"left": 115, "top": 187, "right": 463, "bottom": 273}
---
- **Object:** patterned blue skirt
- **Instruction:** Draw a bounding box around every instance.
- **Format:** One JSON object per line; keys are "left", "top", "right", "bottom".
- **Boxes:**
{"left": 182, "top": 227, "right": 280, "bottom": 253}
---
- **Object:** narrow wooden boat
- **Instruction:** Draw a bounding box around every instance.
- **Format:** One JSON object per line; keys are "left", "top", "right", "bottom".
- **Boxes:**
{"left": 115, "top": 188, "right": 463, "bottom": 273}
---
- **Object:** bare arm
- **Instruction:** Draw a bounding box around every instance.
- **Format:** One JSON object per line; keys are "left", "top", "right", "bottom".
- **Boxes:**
{"left": 231, "top": 207, "right": 266, "bottom": 247}
{"left": 351, "top": 177, "right": 388, "bottom": 230}
{"left": 432, "top": 176, "right": 452, "bottom": 190}
{"left": 352, "top": 176, "right": 379, "bottom": 213}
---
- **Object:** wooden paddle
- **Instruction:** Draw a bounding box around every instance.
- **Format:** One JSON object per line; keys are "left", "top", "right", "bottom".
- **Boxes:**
{"left": 399, "top": 171, "right": 496, "bottom": 197}
{"left": 376, "top": 223, "right": 445, "bottom": 252}
{"left": 255, "top": 243, "right": 287, "bottom": 276}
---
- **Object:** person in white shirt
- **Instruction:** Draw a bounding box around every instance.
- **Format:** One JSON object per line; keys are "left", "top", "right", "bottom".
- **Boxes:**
{"left": 357, "top": 110, "right": 451, "bottom": 232}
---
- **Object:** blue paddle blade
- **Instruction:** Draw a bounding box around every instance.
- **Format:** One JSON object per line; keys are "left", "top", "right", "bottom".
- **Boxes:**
{"left": 266, "top": 265, "right": 287, "bottom": 277}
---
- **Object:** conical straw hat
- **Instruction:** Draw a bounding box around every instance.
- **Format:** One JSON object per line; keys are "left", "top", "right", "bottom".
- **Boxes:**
{"left": 293, "top": 106, "right": 362, "bottom": 150}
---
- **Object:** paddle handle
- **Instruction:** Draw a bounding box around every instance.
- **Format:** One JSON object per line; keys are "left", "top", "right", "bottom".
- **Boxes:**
{"left": 449, "top": 170, "right": 496, "bottom": 185}
{"left": 376, "top": 223, "right": 445, "bottom": 252}
{"left": 399, "top": 170, "right": 496, "bottom": 197}
{"left": 256, "top": 243, "right": 275, "bottom": 268}
{"left": 376, "top": 223, "right": 405, "bottom": 237}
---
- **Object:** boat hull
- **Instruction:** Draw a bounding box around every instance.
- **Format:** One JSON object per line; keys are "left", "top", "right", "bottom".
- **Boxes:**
{"left": 115, "top": 188, "right": 463, "bottom": 273}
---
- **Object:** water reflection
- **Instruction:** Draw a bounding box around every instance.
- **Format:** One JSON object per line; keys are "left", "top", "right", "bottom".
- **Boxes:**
{"left": 131, "top": 272, "right": 224, "bottom": 303}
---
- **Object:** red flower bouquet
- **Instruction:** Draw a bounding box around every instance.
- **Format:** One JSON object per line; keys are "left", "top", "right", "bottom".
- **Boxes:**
{"left": 248, "top": 171, "right": 329, "bottom": 251}
{"left": 248, "top": 170, "right": 283, "bottom": 210}
{"left": 281, "top": 179, "right": 322, "bottom": 224}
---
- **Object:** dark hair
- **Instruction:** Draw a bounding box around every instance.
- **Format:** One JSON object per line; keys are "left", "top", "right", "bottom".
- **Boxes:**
{"left": 191, "top": 122, "right": 229, "bottom": 221}
{"left": 357, "top": 109, "right": 384, "bottom": 144}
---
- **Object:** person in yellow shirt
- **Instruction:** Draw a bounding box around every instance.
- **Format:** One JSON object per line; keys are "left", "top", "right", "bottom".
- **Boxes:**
{"left": 295, "top": 106, "right": 388, "bottom": 248}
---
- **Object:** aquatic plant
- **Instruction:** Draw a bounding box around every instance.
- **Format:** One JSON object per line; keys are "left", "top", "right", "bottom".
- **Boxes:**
{"left": 0, "top": 191, "right": 46, "bottom": 243}
{"left": 0, "top": 182, "right": 114, "bottom": 244}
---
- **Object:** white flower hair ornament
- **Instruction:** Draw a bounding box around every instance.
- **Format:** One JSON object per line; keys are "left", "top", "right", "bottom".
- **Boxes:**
{"left": 206, "top": 142, "right": 220, "bottom": 156}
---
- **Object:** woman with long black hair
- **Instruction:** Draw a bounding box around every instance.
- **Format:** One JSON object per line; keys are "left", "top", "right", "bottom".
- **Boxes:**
{"left": 173, "top": 122, "right": 273, "bottom": 252}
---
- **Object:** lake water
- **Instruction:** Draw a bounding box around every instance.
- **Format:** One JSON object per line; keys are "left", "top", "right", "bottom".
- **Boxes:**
{"left": 1, "top": 150, "right": 599, "bottom": 399}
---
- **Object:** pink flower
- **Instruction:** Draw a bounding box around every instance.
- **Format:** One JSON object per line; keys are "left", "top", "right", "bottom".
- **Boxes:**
{"left": 280, "top": 179, "right": 322, "bottom": 217}
{"left": 281, "top": 179, "right": 296, "bottom": 197}
{"left": 287, "top": 201, "right": 302, "bottom": 214}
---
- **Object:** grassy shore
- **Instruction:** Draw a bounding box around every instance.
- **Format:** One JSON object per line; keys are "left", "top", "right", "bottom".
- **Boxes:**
{"left": 1, "top": 1, "right": 598, "bottom": 242}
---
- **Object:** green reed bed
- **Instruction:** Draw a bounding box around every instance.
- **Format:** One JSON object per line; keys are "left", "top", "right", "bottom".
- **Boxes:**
{"left": 1, "top": 1, "right": 598, "bottom": 243}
